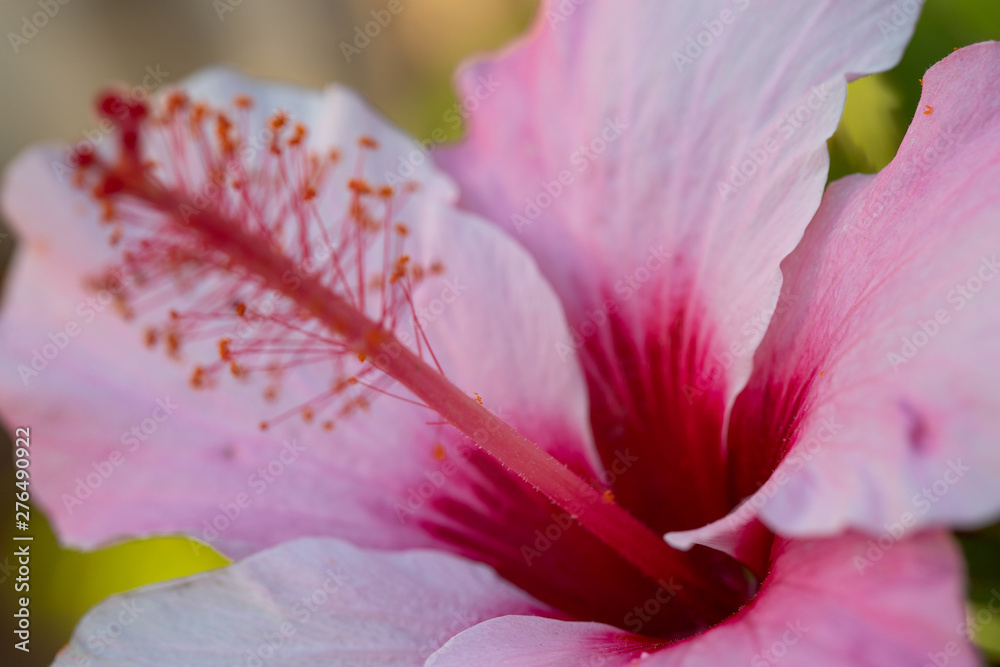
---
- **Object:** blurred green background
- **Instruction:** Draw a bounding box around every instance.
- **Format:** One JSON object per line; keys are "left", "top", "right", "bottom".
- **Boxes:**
{"left": 0, "top": 0, "right": 998, "bottom": 664}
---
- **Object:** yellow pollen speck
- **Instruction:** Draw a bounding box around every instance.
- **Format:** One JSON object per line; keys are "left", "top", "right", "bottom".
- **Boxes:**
{"left": 473, "top": 392, "right": 483, "bottom": 405}
{"left": 923, "top": 105, "right": 933, "bottom": 115}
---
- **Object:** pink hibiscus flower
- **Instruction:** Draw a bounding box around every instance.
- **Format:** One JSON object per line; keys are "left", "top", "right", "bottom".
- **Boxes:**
{"left": 2, "top": 1, "right": 998, "bottom": 664}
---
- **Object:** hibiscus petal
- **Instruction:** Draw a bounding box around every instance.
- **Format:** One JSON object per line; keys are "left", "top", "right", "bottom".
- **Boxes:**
{"left": 438, "top": 0, "right": 921, "bottom": 532}
{"left": 426, "top": 531, "right": 977, "bottom": 667}
{"left": 727, "top": 42, "right": 1000, "bottom": 536}
{"left": 53, "top": 537, "right": 551, "bottom": 666}
{"left": 0, "top": 69, "right": 596, "bottom": 558}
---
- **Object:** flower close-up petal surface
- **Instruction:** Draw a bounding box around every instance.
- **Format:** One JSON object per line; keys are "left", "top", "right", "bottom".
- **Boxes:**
{"left": 1, "top": 0, "right": 999, "bottom": 665}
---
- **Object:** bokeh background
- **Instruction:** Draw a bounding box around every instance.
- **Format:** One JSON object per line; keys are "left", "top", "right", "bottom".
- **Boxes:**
{"left": 0, "top": 1, "right": 998, "bottom": 664}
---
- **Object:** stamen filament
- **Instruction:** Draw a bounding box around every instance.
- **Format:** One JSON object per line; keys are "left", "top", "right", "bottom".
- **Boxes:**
{"left": 109, "top": 169, "right": 748, "bottom": 623}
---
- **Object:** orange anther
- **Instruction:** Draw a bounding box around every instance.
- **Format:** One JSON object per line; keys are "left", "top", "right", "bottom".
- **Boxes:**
{"left": 302, "top": 407, "right": 314, "bottom": 422}
{"left": 166, "top": 331, "right": 181, "bottom": 358}
{"left": 602, "top": 490, "right": 615, "bottom": 504}
{"left": 378, "top": 186, "right": 394, "bottom": 198}
{"left": 165, "top": 91, "right": 189, "bottom": 115}
{"left": 234, "top": 94, "right": 253, "bottom": 110}
{"left": 219, "top": 339, "right": 232, "bottom": 361}
{"left": 358, "top": 135, "right": 379, "bottom": 149}
{"left": 235, "top": 302, "right": 247, "bottom": 317}
{"left": 923, "top": 105, "right": 933, "bottom": 115}
{"left": 348, "top": 179, "right": 372, "bottom": 195}
{"left": 358, "top": 352, "right": 367, "bottom": 362}
{"left": 191, "top": 103, "right": 208, "bottom": 126}
{"left": 432, "top": 443, "right": 446, "bottom": 462}
{"left": 288, "top": 123, "right": 307, "bottom": 146}
{"left": 269, "top": 111, "right": 288, "bottom": 131}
